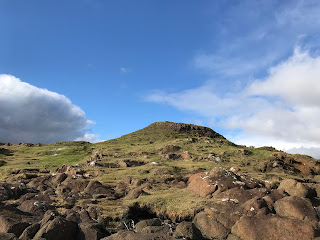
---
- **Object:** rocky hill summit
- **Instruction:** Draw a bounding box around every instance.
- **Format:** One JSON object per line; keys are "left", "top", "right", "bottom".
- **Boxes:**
{"left": 1, "top": 121, "right": 320, "bottom": 239}
{"left": 140, "top": 121, "right": 226, "bottom": 139}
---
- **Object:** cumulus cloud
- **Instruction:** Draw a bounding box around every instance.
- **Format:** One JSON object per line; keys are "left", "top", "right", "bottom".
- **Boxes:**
{"left": 0, "top": 75, "right": 98, "bottom": 144}
{"left": 146, "top": 48, "right": 320, "bottom": 158}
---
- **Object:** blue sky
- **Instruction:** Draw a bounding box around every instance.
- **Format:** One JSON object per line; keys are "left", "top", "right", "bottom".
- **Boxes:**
{"left": 1, "top": 1, "right": 320, "bottom": 158}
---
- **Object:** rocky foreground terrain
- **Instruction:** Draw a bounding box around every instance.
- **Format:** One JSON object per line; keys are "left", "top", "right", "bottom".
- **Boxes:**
{"left": 1, "top": 121, "right": 320, "bottom": 240}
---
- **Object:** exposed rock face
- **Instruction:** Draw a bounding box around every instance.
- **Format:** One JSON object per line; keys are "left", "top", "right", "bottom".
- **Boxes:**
{"left": 144, "top": 121, "right": 226, "bottom": 139}
{"left": 260, "top": 152, "right": 320, "bottom": 175}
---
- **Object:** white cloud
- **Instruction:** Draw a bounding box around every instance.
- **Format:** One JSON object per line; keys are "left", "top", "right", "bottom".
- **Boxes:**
{"left": 120, "top": 67, "right": 128, "bottom": 73}
{"left": 0, "top": 75, "right": 95, "bottom": 144}
{"left": 286, "top": 147, "right": 320, "bottom": 160}
{"left": 193, "top": 1, "right": 320, "bottom": 80}
{"left": 75, "top": 133, "right": 102, "bottom": 143}
{"left": 146, "top": 48, "right": 320, "bottom": 158}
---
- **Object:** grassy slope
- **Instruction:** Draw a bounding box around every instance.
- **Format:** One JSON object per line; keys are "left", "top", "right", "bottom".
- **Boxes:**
{"left": 0, "top": 122, "right": 316, "bottom": 221}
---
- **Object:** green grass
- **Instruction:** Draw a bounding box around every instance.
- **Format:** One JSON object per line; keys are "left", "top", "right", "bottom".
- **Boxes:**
{"left": 0, "top": 121, "right": 318, "bottom": 222}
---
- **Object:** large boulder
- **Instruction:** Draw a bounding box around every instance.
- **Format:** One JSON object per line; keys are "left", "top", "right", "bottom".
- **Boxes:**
{"left": 214, "top": 187, "right": 267, "bottom": 204}
{"left": 77, "top": 222, "right": 110, "bottom": 240}
{"left": 231, "top": 215, "right": 315, "bottom": 240}
{"left": 193, "top": 212, "right": 230, "bottom": 240}
{"left": 274, "top": 196, "right": 318, "bottom": 226}
{"left": 33, "top": 216, "right": 78, "bottom": 240}
{"left": 187, "top": 172, "right": 217, "bottom": 197}
{"left": 160, "top": 145, "right": 181, "bottom": 154}
{"left": 18, "top": 223, "right": 40, "bottom": 240}
{"left": 0, "top": 211, "right": 33, "bottom": 237}
{"left": 174, "top": 221, "right": 203, "bottom": 240}
{"left": 84, "top": 181, "right": 113, "bottom": 196}
{"left": 187, "top": 168, "right": 262, "bottom": 198}
{"left": 278, "top": 179, "right": 308, "bottom": 197}
{"left": 135, "top": 218, "right": 162, "bottom": 233}
{"left": 18, "top": 200, "right": 50, "bottom": 216}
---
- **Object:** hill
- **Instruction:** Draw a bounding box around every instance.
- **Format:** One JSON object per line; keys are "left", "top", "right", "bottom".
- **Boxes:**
{"left": 0, "top": 121, "right": 320, "bottom": 239}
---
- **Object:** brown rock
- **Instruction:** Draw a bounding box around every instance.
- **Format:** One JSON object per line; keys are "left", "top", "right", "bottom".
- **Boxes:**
{"left": 181, "top": 151, "right": 192, "bottom": 160}
{"left": 84, "top": 181, "right": 113, "bottom": 196}
{"left": 214, "top": 188, "right": 267, "bottom": 204}
{"left": 140, "top": 225, "right": 170, "bottom": 234}
{"left": 33, "top": 216, "right": 77, "bottom": 240}
{"left": 59, "top": 176, "right": 89, "bottom": 193}
{"left": 18, "top": 200, "right": 50, "bottom": 216}
{"left": 135, "top": 218, "right": 162, "bottom": 232}
{"left": 18, "top": 223, "right": 40, "bottom": 240}
{"left": 126, "top": 187, "right": 149, "bottom": 200}
{"left": 187, "top": 172, "right": 218, "bottom": 198}
{"left": 227, "top": 234, "right": 242, "bottom": 240}
{"left": 77, "top": 223, "right": 110, "bottom": 240}
{"left": 205, "top": 204, "right": 241, "bottom": 230}
{"left": 193, "top": 212, "right": 230, "bottom": 240}
{"left": 0, "top": 233, "right": 17, "bottom": 240}
{"left": 119, "top": 161, "right": 128, "bottom": 168}
{"left": 0, "top": 211, "right": 32, "bottom": 237}
{"left": 102, "top": 230, "right": 174, "bottom": 240}
{"left": 278, "top": 179, "right": 308, "bottom": 197}
{"left": 174, "top": 221, "right": 198, "bottom": 239}
{"left": 55, "top": 165, "right": 70, "bottom": 173}
{"left": 231, "top": 215, "right": 315, "bottom": 240}
{"left": 165, "top": 153, "right": 181, "bottom": 160}
{"left": 274, "top": 196, "right": 318, "bottom": 226}
{"left": 160, "top": 145, "right": 181, "bottom": 154}
{"left": 51, "top": 173, "right": 68, "bottom": 186}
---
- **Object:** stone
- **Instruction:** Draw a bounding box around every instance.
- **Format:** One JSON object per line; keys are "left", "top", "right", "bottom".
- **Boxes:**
{"left": 18, "top": 223, "right": 40, "bottom": 240}
{"left": 160, "top": 145, "right": 181, "bottom": 154}
{"left": 101, "top": 230, "right": 174, "bottom": 240}
{"left": 18, "top": 200, "right": 49, "bottom": 216}
{"left": 181, "top": 151, "right": 192, "bottom": 160}
{"left": 278, "top": 179, "right": 308, "bottom": 197}
{"left": 140, "top": 225, "right": 170, "bottom": 234}
{"left": 174, "top": 221, "right": 199, "bottom": 239}
{"left": 33, "top": 217, "right": 78, "bottom": 240}
{"left": 0, "top": 211, "right": 32, "bottom": 237}
{"left": 274, "top": 196, "right": 318, "bottom": 226}
{"left": 187, "top": 172, "right": 218, "bottom": 198}
{"left": 0, "top": 233, "right": 17, "bottom": 240}
{"left": 126, "top": 187, "right": 149, "bottom": 200}
{"left": 231, "top": 215, "right": 315, "bottom": 240}
{"left": 135, "top": 218, "right": 162, "bottom": 232}
{"left": 77, "top": 222, "right": 110, "bottom": 240}
{"left": 193, "top": 212, "right": 230, "bottom": 240}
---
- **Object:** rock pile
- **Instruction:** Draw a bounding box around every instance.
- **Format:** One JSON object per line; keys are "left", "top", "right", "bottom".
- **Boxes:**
{"left": 1, "top": 166, "right": 320, "bottom": 240}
